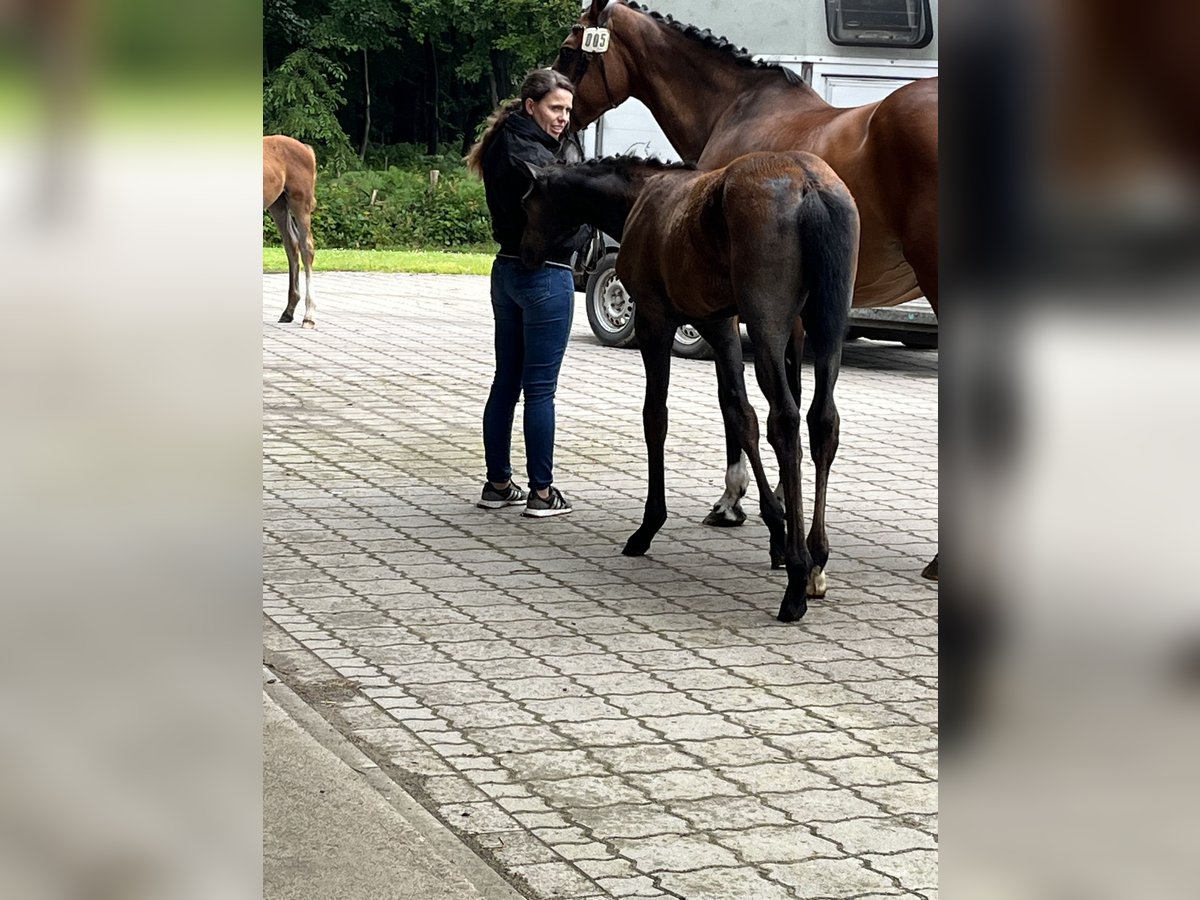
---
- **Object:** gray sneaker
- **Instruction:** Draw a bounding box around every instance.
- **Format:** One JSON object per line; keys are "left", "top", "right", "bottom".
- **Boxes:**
{"left": 477, "top": 481, "right": 528, "bottom": 509}
{"left": 523, "top": 486, "right": 573, "bottom": 518}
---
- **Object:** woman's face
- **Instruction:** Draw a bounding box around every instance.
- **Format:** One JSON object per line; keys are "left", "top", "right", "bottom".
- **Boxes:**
{"left": 525, "top": 88, "right": 573, "bottom": 140}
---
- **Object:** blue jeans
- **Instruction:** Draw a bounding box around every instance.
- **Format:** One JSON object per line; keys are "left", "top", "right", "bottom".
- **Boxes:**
{"left": 483, "top": 258, "right": 575, "bottom": 491}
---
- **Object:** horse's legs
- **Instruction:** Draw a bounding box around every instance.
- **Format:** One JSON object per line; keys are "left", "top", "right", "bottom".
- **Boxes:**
{"left": 623, "top": 313, "right": 675, "bottom": 557}
{"left": 292, "top": 204, "right": 317, "bottom": 328}
{"left": 703, "top": 320, "right": 750, "bottom": 529}
{"left": 268, "top": 197, "right": 300, "bottom": 323}
{"left": 804, "top": 334, "right": 844, "bottom": 599}
{"left": 745, "top": 321, "right": 810, "bottom": 622}
{"left": 902, "top": 192, "right": 939, "bottom": 577}
{"left": 767, "top": 318, "right": 808, "bottom": 510}
{"left": 694, "top": 320, "right": 787, "bottom": 566}
{"left": 703, "top": 447, "right": 749, "bottom": 527}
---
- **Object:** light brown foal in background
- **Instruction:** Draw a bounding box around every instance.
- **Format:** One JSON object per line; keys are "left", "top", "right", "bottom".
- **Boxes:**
{"left": 263, "top": 135, "right": 317, "bottom": 327}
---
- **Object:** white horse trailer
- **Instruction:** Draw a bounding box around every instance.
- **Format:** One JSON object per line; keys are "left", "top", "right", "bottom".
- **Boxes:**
{"left": 574, "top": 0, "right": 938, "bottom": 354}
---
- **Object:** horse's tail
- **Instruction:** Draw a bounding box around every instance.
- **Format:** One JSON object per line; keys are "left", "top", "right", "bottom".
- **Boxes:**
{"left": 797, "top": 181, "right": 859, "bottom": 351}
{"left": 303, "top": 141, "right": 318, "bottom": 210}
{"left": 464, "top": 99, "right": 522, "bottom": 178}
{"left": 286, "top": 208, "right": 302, "bottom": 248}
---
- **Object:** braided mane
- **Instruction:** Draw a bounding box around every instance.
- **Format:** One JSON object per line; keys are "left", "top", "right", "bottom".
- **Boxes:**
{"left": 625, "top": 1, "right": 803, "bottom": 86}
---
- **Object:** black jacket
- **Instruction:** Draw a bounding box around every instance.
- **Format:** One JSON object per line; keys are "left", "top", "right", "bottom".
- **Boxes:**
{"left": 481, "top": 111, "right": 577, "bottom": 265}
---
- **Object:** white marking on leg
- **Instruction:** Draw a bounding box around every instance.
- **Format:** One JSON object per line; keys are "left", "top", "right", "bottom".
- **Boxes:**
{"left": 807, "top": 566, "right": 827, "bottom": 598}
{"left": 713, "top": 455, "right": 749, "bottom": 514}
{"left": 301, "top": 267, "right": 316, "bottom": 327}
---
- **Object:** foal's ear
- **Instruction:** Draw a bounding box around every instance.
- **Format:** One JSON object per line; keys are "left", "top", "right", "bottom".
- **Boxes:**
{"left": 523, "top": 160, "right": 547, "bottom": 182}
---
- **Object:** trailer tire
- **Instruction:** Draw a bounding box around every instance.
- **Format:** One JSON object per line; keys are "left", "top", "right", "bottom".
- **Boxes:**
{"left": 585, "top": 253, "right": 638, "bottom": 348}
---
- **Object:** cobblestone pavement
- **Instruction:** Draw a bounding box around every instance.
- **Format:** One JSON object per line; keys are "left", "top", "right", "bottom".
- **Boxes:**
{"left": 263, "top": 273, "right": 938, "bottom": 900}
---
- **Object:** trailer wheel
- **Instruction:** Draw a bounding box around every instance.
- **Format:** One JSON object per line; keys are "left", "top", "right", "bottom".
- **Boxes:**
{"left": 671, "top": 323, "right": 714, "bottom": 360}
{"left": 585, "top": 253, "right": 637, "bottom": 348}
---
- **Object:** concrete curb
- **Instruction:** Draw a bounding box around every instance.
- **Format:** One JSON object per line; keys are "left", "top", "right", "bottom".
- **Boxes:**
{"left": 264, "top": 668, "right": 528, "bottom": 900}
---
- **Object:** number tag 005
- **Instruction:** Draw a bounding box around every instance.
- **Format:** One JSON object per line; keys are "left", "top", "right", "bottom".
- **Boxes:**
{"left": 581, "top": 27, "right": 611, "bottom": 53}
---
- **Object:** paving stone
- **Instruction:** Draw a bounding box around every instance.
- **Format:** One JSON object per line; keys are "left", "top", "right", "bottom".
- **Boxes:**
{"left": 509, "top": 861, "right": 600, "bottom": 898}
{"left": 675, "top": 736, "right": 789, "bottom": 767}
{"left": 814, "top": 816, "right": 938, "bottom": 854}
{"left": 593, "top": 874, "right": 664, "bottom": 897}
{"left": 717, "top": 761, "right": 836, "bottom": 794}
{"left": 765, "top": 787, "right": 889, "bottom": 823}
{"left": 764, "top": 857, "right": 898, "bottom": 895}
{"left": 626, "top": 769, "right": 744, "bottom": 802}
{"left": 570, "top": 804, "right": 692, "bottom": 840}
{"left": 856, "top": 781, "right": 938, "bottom": 817}
{"left": 530, "top": 775, "right": 648, "bottom": 808}
{"left": 670, "top": 796, "right": 792, "bottom": 830}
{"left": 711, "top": 824, "right": 842, "bottom": 863}
{"left": 588, "top": 744, "right": 701, "bottom": 774}
{"left": 656, "top": 866, "right": 798, "bottom": 900}
{"left": 501, "top": 749, "right": 608, "bottom": 781}
{"left": 808, "top": 754, "right": 932, "bottom": 788}
{"left": 613, "top": 834, "right": 740, "bottom": 872}
{"left": 864, "top": 849, "right": 938, "bottom": 891}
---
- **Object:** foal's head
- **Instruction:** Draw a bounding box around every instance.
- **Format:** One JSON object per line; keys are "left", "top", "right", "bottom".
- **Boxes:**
{"left": 519, "top": 163, "right": 587, "bottom": 270}
{"left": 521, "top": 157, "right": 694, "bottom": 269}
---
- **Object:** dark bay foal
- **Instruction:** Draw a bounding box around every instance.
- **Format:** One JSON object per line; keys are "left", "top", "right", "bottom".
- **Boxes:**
{"left": 521, "top": 153, "right": 859, "bottom": 621}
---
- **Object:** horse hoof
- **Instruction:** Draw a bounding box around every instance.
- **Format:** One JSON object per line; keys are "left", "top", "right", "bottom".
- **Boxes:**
{"left": 622, "top": 535, "right": 650, "bottom": 557}
{"left": 703, "top": 503, "right": 746, "bottom": 528}
{"left": 807, "top": 567, "right": 828, "bottom": 598}
{"left": 302, "top": 319, "right": 316, "bottom": 329}
{"left": 776, "top": 598, "right": 808, "bottom": 622}
{"left": 921, "top": 555, "right": 939, "bottom": 581}
{"left": 278, "top": 314, "right": 293, "bottom": 324}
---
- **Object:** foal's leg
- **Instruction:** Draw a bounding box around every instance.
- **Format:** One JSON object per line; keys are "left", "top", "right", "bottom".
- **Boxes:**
{"left": 623, "top": 314, "right": 676, "bottom": 557}
{"left": 746, "top": 322, "right": 811, "bottom": 622}
{"left": 703, "top": 320, "right": 750, "bottom": 529}
{"left": 770, "top": 319, "right": 808, "bottom": 511}
{"left": 268, "top": 198, "right": 300, "bottom": 323}
{"left": 292, "top": 205, "right": 317, "bottom": 329}
{"left": 694, "top": 320, "right": 787, "bottom": 567}
{"left": 805, "top": 337, "right": 844, "bottom": 599}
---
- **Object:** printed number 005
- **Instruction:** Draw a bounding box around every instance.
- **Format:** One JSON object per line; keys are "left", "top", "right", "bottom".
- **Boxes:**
{"left": 581, "top": 27, "right": 610, "bottom": 53}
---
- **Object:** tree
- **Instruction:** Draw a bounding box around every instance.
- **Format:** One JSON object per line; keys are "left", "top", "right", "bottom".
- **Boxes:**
{"left": 263, "top": 48, "right": 357, "bottom": 172}
{"left": 263, "top": 0, "right": 581, "bottom": 162}
{"left": 310, "top": 0, "right": 404, "bottom": 159}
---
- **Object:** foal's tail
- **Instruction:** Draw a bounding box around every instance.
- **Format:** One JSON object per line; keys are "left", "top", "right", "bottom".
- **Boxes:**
{"left": 797, "top": 181, "right": 859, "bottom": 351}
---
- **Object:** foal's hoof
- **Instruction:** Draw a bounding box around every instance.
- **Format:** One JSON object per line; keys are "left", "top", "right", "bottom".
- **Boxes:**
{"left": 278, "top": 313, "right": 294, "bottom": 324}
{"left": 807, "top": 566, "right": 828, "bottom": 598}
{"left": 622, "top": 532, "right": 651, "bottom": 557}
{"left": 703, "top": 502, "right": 746, "bottom": 528}
{"left": 777, "top": 595, "right": 808, "bottom": 623}
{"left": 302, "top": 319, "right": 316, "bottom": 329}
{"left": 921, "top": 555, "right": 939, "bottom": 581}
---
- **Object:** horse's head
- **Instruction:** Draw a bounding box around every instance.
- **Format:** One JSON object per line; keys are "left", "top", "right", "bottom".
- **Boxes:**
{"left": 519, "top": 163, "right": 584, "bottom": 270}
{"left": 553, "top": 0, "right": 636, "bottom": 130}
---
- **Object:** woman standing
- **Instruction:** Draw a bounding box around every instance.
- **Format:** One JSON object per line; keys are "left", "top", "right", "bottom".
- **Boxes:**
{"left": 466, "top": 70, "right": 577, "bottom": 518}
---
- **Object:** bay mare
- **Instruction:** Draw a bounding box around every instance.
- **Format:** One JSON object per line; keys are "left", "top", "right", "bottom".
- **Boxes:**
{"left": 555, "top": 0, "right": 938, "bottom": 579}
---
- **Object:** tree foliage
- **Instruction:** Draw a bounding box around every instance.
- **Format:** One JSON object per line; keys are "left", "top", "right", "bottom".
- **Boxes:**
{"left": 263, "top": 0, "right": 580, "bottom": 164}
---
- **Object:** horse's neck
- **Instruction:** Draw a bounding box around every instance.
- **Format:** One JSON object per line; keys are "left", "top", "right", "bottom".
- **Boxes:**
{"left": 621, "top": 13, "right": 825, "bottom": 161}
{"left": 565, "top": 173, "right": 639, "bottom": 239}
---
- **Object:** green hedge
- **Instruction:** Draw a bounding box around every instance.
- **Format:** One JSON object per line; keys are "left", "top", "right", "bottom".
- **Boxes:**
{"left": 264, "top": 163, "right": 496, "bottom": 251}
